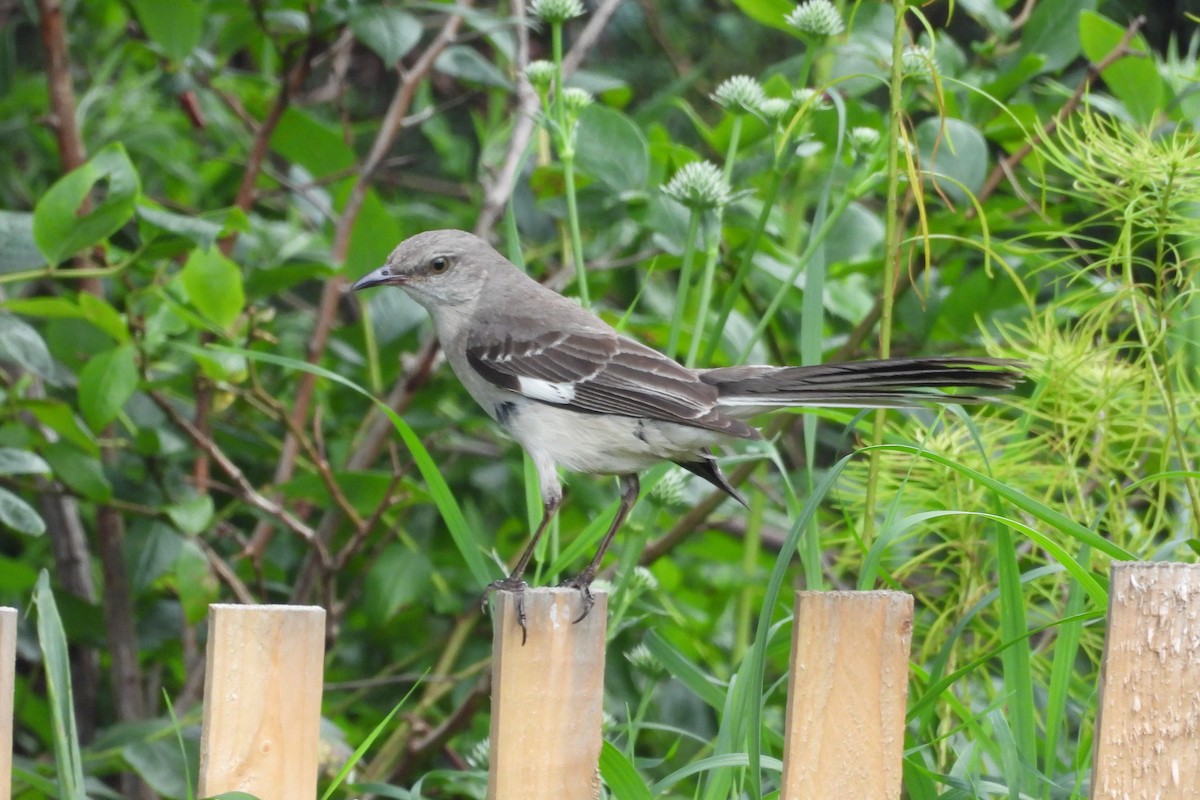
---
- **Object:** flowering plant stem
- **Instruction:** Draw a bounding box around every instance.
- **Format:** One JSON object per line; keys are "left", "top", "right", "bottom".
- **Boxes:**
{"left": 862, "top": 1, "right": 908, "bottom": 545}
{"left": 667, "top": 210, "right": 702, "bottom": 360}
{"left": 685, "top": 115, "right": 743, "bottom": 367}
{"left": 551, "top": 20, "right": 589, "bottom": 307}
{"left": 703, "top": 133, "right": 797, "bottom": 363}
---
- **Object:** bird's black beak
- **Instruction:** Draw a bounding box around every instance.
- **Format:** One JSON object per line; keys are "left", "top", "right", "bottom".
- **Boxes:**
{"left": 349, "top": 265, "right": 402, "bottom": 292}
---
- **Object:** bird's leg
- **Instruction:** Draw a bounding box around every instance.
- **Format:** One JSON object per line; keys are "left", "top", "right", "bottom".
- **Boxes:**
{"left": 560, "top": 474, "right": 640, "bottom": 624}
{"left": 482, "top": 492, "right": 562, "bottom": 644}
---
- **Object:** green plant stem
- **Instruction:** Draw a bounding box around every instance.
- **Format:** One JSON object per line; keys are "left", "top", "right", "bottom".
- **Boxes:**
{"left": 687, "top": 115, "right": 743, "bottom": 367}
{"left": 736, "top": 172, "right": 869, "bottom": 363}
{"left": 668, "top": 210, "right": 702, "bottom": 360}
{"left": 862, "top": 1, "right": 909, "bottom": 546}
{"left": 551, "top": 20, "right": 589, "bottom": 307}
{"left": 703, "top": 164, "right": 785, "bottom": 363}
{"left": 733, "top": 472, "right": 766, "bottom": 662}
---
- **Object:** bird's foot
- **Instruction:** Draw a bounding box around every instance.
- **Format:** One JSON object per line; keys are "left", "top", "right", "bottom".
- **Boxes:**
{"left": 482, "top": 576, "right": 529, "bottom": 645}
{"left": 558, "top": 569, "right": 597, "bottom": 624}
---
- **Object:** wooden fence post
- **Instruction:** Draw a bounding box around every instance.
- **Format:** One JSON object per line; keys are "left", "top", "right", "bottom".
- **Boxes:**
{"left": 780, "top": 590, "right": 913, "bottom": 799}
{"left": 1092, "top": 562, "right": 1200, "bottom": 799}
{"left": 488, "top": 588, "right": 607, "bottom": 800}
{"left": 1, "top": 607, "right": 16, "bottom": 800}
{"left": 197, "top": 604, "right": 326, "bottom": 800}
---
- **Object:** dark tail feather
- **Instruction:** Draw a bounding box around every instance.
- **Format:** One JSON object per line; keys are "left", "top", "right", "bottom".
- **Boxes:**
{"left": 704, "top": 357, "right": 1024, "bottom": 411}
{"left": 675, "top": 453, "right": 748, "bottom": 507}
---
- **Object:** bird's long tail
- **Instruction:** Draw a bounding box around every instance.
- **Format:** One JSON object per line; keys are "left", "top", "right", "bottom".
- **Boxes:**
{"left": 703, "top": 357, "right": 1023, "bottom": 416}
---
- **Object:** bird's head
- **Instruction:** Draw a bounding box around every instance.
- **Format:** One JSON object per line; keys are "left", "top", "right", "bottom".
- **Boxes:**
{"left": 350, "top": 229, "right": 492, "bottom": 311}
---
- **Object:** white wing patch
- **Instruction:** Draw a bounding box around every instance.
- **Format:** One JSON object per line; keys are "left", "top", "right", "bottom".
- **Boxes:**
{"left": 517, "top": 376, "right": 577, "bottom": 404}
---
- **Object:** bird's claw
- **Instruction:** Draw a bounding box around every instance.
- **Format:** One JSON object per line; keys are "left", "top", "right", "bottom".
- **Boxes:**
{"left": 558, "top": 572, "right": 596, "bottom": 624}
{"left": 482, "top": 577, "right": 529, "bottom": 645}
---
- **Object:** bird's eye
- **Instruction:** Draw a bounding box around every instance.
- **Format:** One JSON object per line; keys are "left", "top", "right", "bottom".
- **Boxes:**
{"left": 430, "top": 256, "right": 450, "bottom": 273}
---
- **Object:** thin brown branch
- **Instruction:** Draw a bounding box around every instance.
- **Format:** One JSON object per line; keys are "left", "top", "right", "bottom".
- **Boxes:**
{"left": 253, "top": 4, "right": 470, "bottom": 559}
{"left": 36, "top": 0, "right": 87, "bottom": 172}
{"left": 149, "top": 390, "right": 331, "bottom": 565}
{"left": 974, "top": 14, "right": 1148, "bottom": 207}
{"left": 226, "top": 48, "right": 315, "bottom": 229}
{"left": 288, "top": 339, "right": 439, "bottom": 603}
{"left": 38, "top": 4, "right": 147, "bottom": 776}
{"left": 475, "top": 0, "right": 537, "bottom": 234}
{"left": 399, "top": 673, "right": 491, "bottom": 772}
{"left": 561, "top": 0, "right": 625, "bottom": 76}
{"left": 191, "top": 44, "right": 315, "bottom": 495}
{"left": 199, "top": 537, "right": 257, "bottom": 604}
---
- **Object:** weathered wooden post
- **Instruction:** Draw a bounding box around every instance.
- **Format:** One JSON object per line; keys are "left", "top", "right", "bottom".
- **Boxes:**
{"left": 780, "top": 590, "right": 914, "bottom": 799}
{"left": 197, "top": 604, "right": 326, "bottom": 800}
{"left": 488, "top": 588, "right": 608, "bottom": 800}
{"left": 1092, "top": 562, "right": 1200, "bottom": 799}
{"left": 0, "top": 607, "right": 16, "bottom": 800}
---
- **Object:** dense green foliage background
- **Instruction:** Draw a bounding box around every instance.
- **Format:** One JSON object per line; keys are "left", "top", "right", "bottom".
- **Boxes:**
{"left": 2, "top": 0, "right": 1198, "bottom": 797}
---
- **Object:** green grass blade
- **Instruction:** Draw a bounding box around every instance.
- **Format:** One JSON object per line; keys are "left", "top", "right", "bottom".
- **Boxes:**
{"left": 324, "top": 673, "right": 425, "bottom": 800}
{"left": 32, "top": 570, "right": 87, "bottom": 800}
{"left": 864, "top": 444, "right": 1136, "bottom": 561}
{"left": 1042, "top": 546, "right": 1089, "bottom": 795}
{"left": 654, "top": 752, "right": 784, "bottom": 796}
{"left": 993, "top": 522, "right": 1036, "bottom": 798}
{"left": 599, "top": 740, "right": 653, "bottom": 800}
{"left": 162, "top": 689, "right": 195, "bottom": 800}
{"left": 642, "top": 630, "right": 726, "bottom": 710}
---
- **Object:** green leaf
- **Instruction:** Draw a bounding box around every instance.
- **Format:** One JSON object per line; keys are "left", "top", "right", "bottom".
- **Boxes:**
{"left": 341, "top": 185, "right": 403, "bottom": 282}
{"left": 915, "top": 117, "right": 988, "bottom": 204}
{"left": 23, "top": 400, "right": 100, "bottom": 456}
{"left": 137, "top": 203, "right": 224, "bottom": 250}
{"left": 575, "top": 105, "right": 650, "bottom": 194}
{"left": 365, "top": 545, "right": 433, "bottom": 622}
{"left": 41, "top": 441, "right": 111, "bottom": 502}
{"left": 1079, "top": 10, "right": 1163, "bottom": 125}
{"left": 129, "top": 0, "right": 205, "bottom": 60}
{"left": 0, "top": 312, "right": 57, "bottom": 382}
{"left": 0, "top": 486, "right": 46, "bottom": 536}
{"left": 32, "top": 570, "right": 87, "bottom": 796}
{"left": 0, "top": 555, "right": 39, "bottom": 592}
{"left": 350, "top": 6, "right": 422, "bottom": 66}
{"left": 166, "top": 493, "right": 215, "bottom": 536}
{"left": 77, "top": 292, "right": 130, "bottom": 343}
{"left": 0, "top": 447, "right": 51, "bottom": 476}
{"left": 643, "top": 630, "right": 726, "bottom": 709}
{"left": 174, "top": 538, "right": 218, "bottom": 624}
{"left": 33, "top": 142, "right": 140, "bottom": 266}
{"left": 730, "top": 0, "right": 797, "bottom": 33}
{"left": 180, "top": 248, "right": 245, "bottom": 330}
{"left": 77, "top": 344, "right": 139, "bottom": 431}
{"left": 270, "top": 108, "right": 355, "bottom": 176}
{"left": 0, "top": 210, "right": 44, "bottom": 272}
{"left": 1015, "top": 0, "right": 1096, "bottom": 74}
{"left": 434, "top": 45, "right": 512, "bottom": 88}
{"left": 123, "top": 738, "right": 192, "bottom": 799}
{"left": 599, "top": 741, "right": 653, "bottom": 800}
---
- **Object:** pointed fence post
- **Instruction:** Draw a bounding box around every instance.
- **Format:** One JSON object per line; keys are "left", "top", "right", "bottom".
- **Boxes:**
{"left": 1, "top": 607, "right": 16, "bottom": 800}
{"left": 780, "top": 590, "right": 913, "bottom": 799}
{"left": 488, "top": 588, "right": 608, "bottom": 800}
{"left": 1092, "top": 562, "right": 1200, "bottom": 799}
{"left": 197, "top": 604, "right": 326, "bottom": 800}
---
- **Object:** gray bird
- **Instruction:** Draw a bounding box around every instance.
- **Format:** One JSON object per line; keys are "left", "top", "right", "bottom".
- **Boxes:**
{"left": 351, "top": 229, "right": 1021, "bottom": 633}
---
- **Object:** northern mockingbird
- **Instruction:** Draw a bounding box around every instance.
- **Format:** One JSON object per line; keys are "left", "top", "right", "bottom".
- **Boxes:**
{"left": 351, "top": 229, "right": 1022, "bottom": 633}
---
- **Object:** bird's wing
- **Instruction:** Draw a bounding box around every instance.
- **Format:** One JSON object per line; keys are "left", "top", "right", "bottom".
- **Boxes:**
{"left": 465, "top": 328, "right": 755, "bottom": 438}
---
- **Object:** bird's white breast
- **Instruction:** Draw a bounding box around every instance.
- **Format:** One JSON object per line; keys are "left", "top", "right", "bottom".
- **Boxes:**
{"left": 503, "top": 402, "right": 725, "bottom": 475}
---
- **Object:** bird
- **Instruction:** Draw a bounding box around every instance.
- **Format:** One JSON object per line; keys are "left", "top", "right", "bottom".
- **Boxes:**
{"left": 350, "top": 229, "right": 1022, "bottom": 635}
